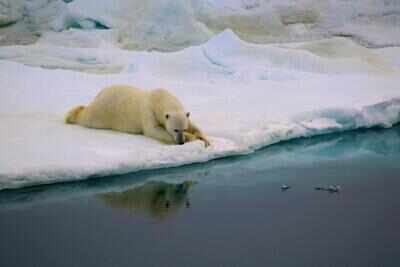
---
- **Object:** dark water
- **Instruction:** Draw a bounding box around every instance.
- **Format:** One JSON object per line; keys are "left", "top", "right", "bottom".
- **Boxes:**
{"left": 1, "top": 126, "right": 400, "bottom": 267}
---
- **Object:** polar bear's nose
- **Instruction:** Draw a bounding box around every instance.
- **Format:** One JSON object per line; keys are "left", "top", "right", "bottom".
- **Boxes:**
{"left": 176, "top": 131, "right": 184, "bottom": 145}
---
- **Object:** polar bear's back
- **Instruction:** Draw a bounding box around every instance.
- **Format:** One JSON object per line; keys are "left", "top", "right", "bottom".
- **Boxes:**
{"left": 83, "top": 85, "right": 146, "bottom": 133}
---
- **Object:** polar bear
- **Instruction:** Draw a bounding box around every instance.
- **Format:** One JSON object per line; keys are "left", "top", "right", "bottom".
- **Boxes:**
{"left": 65, "top": 85, "right": 210, "bottom": 146}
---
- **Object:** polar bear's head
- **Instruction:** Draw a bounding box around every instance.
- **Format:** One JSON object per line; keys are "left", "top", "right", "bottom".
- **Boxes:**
{"left": 164, "top": 111, "right": 190, "bottom": 145}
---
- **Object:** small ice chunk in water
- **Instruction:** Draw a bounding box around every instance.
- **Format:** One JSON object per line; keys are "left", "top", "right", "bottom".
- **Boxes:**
{"left": 328, "top": 185, "right": 341, "bottom": 193}
{"left": 314, "top": 185, "right": 341, "bottom": 193}
{"left": 281, "top": 184, "right": 291, "bottom": 191}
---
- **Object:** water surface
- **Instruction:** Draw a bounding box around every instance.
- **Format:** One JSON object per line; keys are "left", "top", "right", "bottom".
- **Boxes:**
{"left": 1, "top": 126, "right": 399, "bottom": 267}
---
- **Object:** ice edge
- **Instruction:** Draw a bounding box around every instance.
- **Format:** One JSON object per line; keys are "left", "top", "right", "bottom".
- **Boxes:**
{"left": 1, "top": 97, "right": 399, "bottom": 191}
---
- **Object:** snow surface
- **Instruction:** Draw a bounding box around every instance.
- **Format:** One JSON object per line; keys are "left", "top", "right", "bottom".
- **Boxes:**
{"left": 1, "top": 29, "right": 400, "bottom": 190}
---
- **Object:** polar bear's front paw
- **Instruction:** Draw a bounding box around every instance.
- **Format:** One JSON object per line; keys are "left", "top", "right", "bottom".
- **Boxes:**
{"left": 184, "top": 132, "right": 211, "bottom": 147}
{"left": 200, "top": 137, "right": 211, "bottom": 148}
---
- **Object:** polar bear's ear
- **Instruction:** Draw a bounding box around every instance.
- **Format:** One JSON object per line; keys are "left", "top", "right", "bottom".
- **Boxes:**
{"left": 186, "top": 112, "right": 190, "bottom": 118}
{"left": 165, "top": 114, "right": 170, "bottom": 119}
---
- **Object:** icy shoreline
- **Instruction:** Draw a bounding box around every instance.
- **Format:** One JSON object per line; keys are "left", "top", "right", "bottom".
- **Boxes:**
{"left": 1, "top": 97, "right": 399, "bottom": 191}
{"left": 1, "top": 30, "right": 400, "bottom": 190}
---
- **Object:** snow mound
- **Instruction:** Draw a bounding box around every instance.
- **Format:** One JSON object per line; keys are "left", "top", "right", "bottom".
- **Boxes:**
{"left": 66, "top": 0, "right": 213, "bottom": 51}
{"left": 0, "top": 0, "right": 24, "bottom": 26}
{"left": 0, "top": 30, "right": 396, "bottom": 75}
{"left": 0, "top": 30, "right": 400, "bottom": 190}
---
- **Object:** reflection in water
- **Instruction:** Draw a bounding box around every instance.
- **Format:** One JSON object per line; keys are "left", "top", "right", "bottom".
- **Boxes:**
{"left": 0, "top": 125, "right": 399, "bottom": 208}
{"left": 98, "top": 181, "right": 195, "bottom": 220}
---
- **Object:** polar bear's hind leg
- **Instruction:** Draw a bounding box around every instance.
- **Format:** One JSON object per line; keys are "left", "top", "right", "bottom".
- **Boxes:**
{"left": 65, "top": 105, "right": 85, "bottom": 124}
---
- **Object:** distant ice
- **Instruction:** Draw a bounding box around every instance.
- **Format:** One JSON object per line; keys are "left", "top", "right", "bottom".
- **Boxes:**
{"left": 2, "top": 0, "right": 400, "bottom": 49}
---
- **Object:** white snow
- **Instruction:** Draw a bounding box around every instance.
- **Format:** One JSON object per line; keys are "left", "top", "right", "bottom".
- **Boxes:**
{"left": 1, "top": 29, "right": 400, "bottom": 190}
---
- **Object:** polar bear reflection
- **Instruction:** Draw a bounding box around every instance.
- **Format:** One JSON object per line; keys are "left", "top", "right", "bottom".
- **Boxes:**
{"left": 98, "top": 181, "right": 195, "bottom": 220}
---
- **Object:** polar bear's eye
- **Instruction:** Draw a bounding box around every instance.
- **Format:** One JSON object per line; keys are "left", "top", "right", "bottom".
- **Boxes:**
{"left": 165, "top": 114, "right": 170, "bottom": 119}
{"left": 186, "top": 112, "right": 190, "bottom": 118}
{"left": 174, "top": 129, "right": 179, "bottom": 133}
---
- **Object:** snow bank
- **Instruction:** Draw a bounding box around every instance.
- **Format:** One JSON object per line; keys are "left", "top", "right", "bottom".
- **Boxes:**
{"left": 0, "top": 0, "right": 24, "bottom": 26}
{"left": 66, "top": 0, "right": 213, "bottom": 51}
{"left": 205, "top": 0, "right": 400, "bottom": 47}
{"left": 66, "top": 0, "right": 400, "bottom": 49}
{"left": 2, "top": 0, "right": 399, "bottom": 50}
{"left": 0, "top": 0, "right": 69, "bottom": 46}
{"left": 63, "top": 0, "right": 400, "bottom": 50}
{"left": 0, "top": 30, "right": 400, "bottom": 190}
